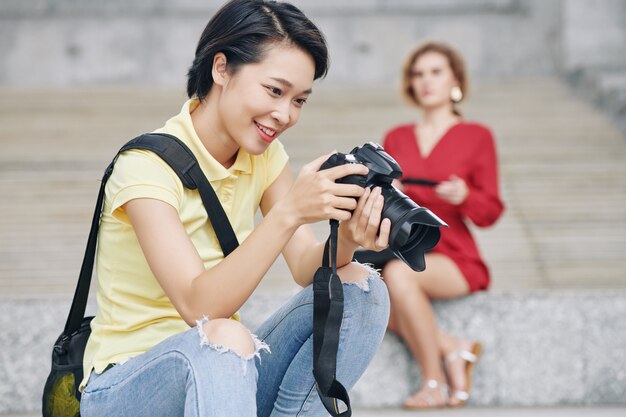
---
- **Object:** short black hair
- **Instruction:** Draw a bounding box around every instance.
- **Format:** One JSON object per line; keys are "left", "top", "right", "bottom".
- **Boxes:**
{"left": 187, "top": 0, "right": 329, "bottom": 100}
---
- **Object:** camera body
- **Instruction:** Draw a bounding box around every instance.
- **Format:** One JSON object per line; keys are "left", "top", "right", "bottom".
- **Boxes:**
{"left": 320, "top": 142, "right": 447, "bottom": 271}
{"left": 320, "top": 142, "right": 403, "bottom": 188}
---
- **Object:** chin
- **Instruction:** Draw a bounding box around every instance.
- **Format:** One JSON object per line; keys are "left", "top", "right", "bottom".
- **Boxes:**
{"left": 245, "top": 140, "right": 271, "bottom": 156}
{"left": 422, "top": 100, "right": 449, "bottom": 111}
{"left": 419, "top": 97, "right": 442, "bottom": 107}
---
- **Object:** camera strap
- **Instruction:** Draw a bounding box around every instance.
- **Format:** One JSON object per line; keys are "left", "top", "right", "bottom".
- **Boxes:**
{"left": 313, "top": 219, "right": 351, "bottom": 417}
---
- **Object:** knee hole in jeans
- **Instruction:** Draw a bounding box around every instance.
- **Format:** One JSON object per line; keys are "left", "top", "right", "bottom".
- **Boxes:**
{"left": 201, "top": 318, "right": 256, "bottom": 357}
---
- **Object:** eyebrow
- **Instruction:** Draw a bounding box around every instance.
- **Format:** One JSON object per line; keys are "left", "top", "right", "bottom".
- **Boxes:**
{"left": 270, "top": 77, "right": 313, "bottom": 95}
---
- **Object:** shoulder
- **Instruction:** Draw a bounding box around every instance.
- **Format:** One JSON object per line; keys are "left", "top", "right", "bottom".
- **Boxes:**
{"left": 383, "top": 123, "right": 414, "bottom": 146}
{"left": 457, "top": 121, "right": 495, "bottom": 142}
{"left": 114, "top": 149, "right": 180, "bottom": 182}
{"left": 454, "top": 122, "right": 497, "bottom": 152}
{"left": 385, "top": 123, "right": 414, "bottom": 138}
{"left": 109, "top": 148, "right": 184, "bottom": 201}
{"left": 106, "top": 148, "right": 184, "bottom": 222}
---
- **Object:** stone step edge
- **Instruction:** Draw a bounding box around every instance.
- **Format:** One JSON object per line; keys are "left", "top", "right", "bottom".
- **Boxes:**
{"left": 1, "top": 290, "right": 625, "bottom": 413}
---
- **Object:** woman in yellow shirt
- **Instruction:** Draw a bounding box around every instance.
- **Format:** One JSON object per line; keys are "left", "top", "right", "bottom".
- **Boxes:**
{"left": 80, "top": 1, "right": 390, "bottom": 416}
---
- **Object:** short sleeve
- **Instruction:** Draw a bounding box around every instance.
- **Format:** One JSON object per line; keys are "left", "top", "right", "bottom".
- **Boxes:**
{"left": 264, "top": 140, "right": 289, "bottom": 189}
{"left": 107, "top": 150, "right": 184, "bottom": 225}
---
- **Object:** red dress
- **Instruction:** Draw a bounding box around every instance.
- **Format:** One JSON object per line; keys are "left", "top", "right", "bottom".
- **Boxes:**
{"left": 383, "top": 122, "right": 504, "bottom": 292}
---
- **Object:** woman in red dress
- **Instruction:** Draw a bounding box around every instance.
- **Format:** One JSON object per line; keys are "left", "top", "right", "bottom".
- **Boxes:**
{"left": 381, "top": 42, "right": 504, "bottom": 409}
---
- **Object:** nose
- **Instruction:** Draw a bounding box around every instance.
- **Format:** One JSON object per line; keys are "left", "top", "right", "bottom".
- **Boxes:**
{"left": 271, "top": 100, "right": 291, "bottom": 126}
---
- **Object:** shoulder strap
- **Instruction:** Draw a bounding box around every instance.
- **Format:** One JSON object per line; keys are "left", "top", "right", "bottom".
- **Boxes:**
{"left": 119, "top": 133, "right": 239, "bottom": 256}
{"left": 64, "top": 133, "right": 239, "bottom": 334}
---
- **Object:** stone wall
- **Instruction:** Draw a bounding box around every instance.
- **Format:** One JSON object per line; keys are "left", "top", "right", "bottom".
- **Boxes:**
{"left": 0, "top": 0, "right": 623, "bottom": 86}
{"left": 561, "top": 0, "right": 626, "bottom": 72}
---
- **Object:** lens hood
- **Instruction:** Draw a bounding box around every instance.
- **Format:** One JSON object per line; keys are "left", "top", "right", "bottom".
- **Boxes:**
{"left": 389, "top": 207, "right": 448, "bottom": 272}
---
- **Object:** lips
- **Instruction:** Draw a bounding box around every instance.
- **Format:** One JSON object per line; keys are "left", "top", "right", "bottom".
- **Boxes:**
{"left": 254, "top": 121, "right": 278, "bottom": 143}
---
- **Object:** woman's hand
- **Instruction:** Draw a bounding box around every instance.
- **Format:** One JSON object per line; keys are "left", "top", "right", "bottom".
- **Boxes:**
{"left": 339, "top": 186, "right": 391, "bottom": 253}
{"left": 280, "top": 153, "right": 370, "bottom": 226}
{"left": 435, "top": 175, "right": 469, "bottom": 205}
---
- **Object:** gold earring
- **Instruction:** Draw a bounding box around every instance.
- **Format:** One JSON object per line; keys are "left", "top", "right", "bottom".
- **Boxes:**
{"left": 450, "top": 86, "right": 463, "bottom": 103}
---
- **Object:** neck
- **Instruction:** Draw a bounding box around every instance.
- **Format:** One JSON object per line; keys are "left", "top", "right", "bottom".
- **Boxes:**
{"left": 420, "top": 103, "right": 459, "bottom": 129}
{"left": 190, "top": 88, "right": 239, "bottom": 168}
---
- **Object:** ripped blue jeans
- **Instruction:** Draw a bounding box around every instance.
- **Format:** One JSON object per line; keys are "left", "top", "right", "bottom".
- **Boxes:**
{"left": 80, "top": 269, "right": 389, "bottom": 417}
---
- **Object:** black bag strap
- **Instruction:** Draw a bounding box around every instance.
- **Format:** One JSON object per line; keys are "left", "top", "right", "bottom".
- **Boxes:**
{"left": 64, "top": 133, "right": 239, "bottom": 334}
{"left": 313, "top": 219, "right": 352, "bottom": 416}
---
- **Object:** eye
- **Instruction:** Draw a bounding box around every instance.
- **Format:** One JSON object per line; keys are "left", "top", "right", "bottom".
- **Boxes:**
{"left": 294, "top": 97, "right": 308, "bottom": 107}
{"left": 265, "top": 85, "right": 282, "bottom": 96}
{"left": 410, "top": 70, "right": 422, "bottom": 78}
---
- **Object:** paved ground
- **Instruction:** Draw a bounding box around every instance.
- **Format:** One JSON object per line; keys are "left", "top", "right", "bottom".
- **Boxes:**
{"left": 356, "top": 408, "right": 626, "bottom": 416}
{"left": 4, "top": 407, "right": 626, "bottom": 417}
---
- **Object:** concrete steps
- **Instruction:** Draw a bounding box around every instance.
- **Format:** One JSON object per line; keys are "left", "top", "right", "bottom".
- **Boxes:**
{"left": 0, "top": 79, "right": 626, "bottom": 294}
{"left": 3, "top": 79, "right": 625, "bottom": 295}
{"left": 1, "top": 78, "right": 626, "bottom": 413}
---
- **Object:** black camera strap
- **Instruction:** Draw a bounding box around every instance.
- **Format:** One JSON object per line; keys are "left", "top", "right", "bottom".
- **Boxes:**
{"left": 313, "top": 219, "right": 351, "bottom": 416}
{"left": 64, "top": 133, "right": 239, "bottom": 335}
{"left": 401, "top": 177, "right": 439, "bottom": 187}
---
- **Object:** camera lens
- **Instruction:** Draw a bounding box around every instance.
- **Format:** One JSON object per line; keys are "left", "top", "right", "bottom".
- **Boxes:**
{"left": 320, "top": 143, "right": 447, "bottom": 272}
{"left": 380, "top": 185, "right": 447, "bottom": 271}
{"left": 405, "top": 223, "right": 425, "bottom": 248}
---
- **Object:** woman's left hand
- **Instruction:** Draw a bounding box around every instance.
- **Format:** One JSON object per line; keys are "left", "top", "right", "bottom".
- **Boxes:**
{"left": 339, "top": 186, "right": 391, "bottom": 252}
{"left": 435, "top": 175, "right": 469, "bottom": 205}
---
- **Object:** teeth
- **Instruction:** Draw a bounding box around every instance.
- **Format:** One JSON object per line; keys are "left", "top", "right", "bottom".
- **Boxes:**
{"left": 256, "top": 122, "right": 276, "bottom": 137}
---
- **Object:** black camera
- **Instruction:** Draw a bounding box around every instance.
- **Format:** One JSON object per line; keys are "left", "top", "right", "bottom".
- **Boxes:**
{"left": 320, "top": 142, "right": 447, "bottom": 271}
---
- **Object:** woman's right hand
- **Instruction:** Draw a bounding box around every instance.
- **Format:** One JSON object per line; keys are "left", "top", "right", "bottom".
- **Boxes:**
{"left": 281, "top": 152, "right": 369, "bottom": 225}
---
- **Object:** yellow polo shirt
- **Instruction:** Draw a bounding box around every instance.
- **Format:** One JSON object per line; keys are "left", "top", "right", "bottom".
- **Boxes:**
{"left": 81, "top": 98, "right": 288, "bottom": 388}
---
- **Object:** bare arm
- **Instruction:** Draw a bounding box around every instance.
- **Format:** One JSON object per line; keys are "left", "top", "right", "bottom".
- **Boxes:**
{"left": 125, "top": 195, "right": 298, "bottom": 325}
{"left": 261, "top": 157, "right": 391, "bottom": 287}
{"left": 124, "top": 153, "right": 383, "bottom": 325}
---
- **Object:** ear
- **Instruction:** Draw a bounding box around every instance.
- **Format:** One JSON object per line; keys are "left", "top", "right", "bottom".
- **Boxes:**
{"left": 212, "top": 52, "right": 229, "bottom": 87}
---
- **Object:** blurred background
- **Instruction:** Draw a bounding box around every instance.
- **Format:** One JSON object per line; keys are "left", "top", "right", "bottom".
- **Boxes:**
{"left": 1, "top": 0, "right": 625, "bottom": 414}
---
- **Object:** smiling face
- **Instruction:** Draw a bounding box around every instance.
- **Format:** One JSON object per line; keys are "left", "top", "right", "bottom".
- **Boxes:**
{"left": 215, "top": 43, "right": 315, "bottom": 156}
{"left": 409, "top": 51, "right": 459, "bottom": 110}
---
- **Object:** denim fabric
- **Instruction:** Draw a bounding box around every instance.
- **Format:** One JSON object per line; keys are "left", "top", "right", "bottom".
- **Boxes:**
{"left": 80, "top": 271, "right": 389, "bottom": 417}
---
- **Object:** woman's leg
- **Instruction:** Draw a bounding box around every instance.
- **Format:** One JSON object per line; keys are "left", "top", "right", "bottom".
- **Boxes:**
{"left": 382, "top": 253, "right": 469, "bottom": 408}
{"left": 255, "top": 263, "right": 389, "bottom": 417}
{"left": 80, "top": 318, "right": 264, "bottom": 417}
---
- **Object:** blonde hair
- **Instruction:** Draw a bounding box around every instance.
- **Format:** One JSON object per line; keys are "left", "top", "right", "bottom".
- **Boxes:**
{"left": 401, "top": 41, "right": 468, "bottom": 116}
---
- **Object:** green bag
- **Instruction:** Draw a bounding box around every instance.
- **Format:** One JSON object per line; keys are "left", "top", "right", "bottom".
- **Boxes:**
{"left": 42, "top": 317, "right": 93, "bottom": 417}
